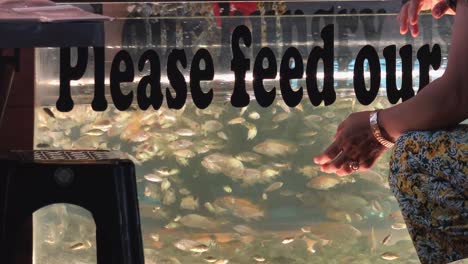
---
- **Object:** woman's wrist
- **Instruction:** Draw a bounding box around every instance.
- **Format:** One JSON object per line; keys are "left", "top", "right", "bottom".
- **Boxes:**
{"left": 378, "top": 109, "right": 400, "bottom": 143}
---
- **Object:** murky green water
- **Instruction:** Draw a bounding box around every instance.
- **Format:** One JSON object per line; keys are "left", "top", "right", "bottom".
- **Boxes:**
{"left": 33, "top": 96, "right": 420, "bottom": 264}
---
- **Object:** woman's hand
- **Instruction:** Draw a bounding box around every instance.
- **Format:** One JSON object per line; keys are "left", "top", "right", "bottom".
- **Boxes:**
{"left": 313, "top": 111, "right": 387, "bottom": 176}
{"left": 398, "top": 0, "right": 455, "bottom": 37}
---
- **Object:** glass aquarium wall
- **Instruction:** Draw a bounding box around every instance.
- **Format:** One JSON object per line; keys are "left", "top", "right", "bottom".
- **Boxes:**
{"left": 34, "top": 1, "right": 453, "bottom": 263}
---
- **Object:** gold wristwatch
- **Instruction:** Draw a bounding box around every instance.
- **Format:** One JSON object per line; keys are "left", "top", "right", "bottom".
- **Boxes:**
{"left": 369, "top": 111, "right": 394, "bottom": 148}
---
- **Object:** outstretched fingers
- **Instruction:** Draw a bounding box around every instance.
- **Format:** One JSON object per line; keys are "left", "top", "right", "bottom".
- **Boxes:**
{"left": 398, "top": 3, "right": 410, "bottom": 34}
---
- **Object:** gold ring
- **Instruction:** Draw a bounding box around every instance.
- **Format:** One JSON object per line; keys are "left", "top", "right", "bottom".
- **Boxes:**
{"left": 349, "top": 161, "right": 360, "bottom": 171}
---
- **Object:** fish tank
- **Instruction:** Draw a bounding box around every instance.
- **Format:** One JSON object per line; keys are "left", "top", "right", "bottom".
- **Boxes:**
{"left": 32, "top": 1, "right": 453, "bottom": 263}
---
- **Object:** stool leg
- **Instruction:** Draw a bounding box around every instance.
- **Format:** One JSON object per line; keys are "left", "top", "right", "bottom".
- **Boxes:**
{"left": 93, "top": 180, "right": 144, "bottom": 264}
{"left": 94, "top": 205, "right": 144, "bottom": 264}
{"left": 0, "top": 49, "right": 17, "bottom": 128}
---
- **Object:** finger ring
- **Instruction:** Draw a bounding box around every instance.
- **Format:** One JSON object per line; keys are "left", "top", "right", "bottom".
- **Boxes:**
{"left": 349, "top": 161, "right": 360, "bottom": 171}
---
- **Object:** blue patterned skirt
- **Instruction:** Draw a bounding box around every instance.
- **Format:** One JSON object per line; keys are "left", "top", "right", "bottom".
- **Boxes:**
{"left": 389, "top": 125, "right": 468, "bottom": 264}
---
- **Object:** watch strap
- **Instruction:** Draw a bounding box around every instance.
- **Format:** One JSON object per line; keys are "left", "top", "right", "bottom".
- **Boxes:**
{"left": 369, "top": 111, "right": 395, "bottom": 148}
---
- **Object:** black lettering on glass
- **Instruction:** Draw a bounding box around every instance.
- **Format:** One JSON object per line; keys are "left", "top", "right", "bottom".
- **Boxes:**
{"left": 57, "top": 47, "right": 88, "bottom": 112}
{"left": 137, "top": 50, "right": 163, "bottom": 110}
{"left": 166, "top": 49, "right": 188, "bottom": 109}
{"left": 306, "top": 24, "right": 335, "bottom": 106}
{"left": 110, "top": 50, "right": 135, "bottom": 111}
{"left": 399, "top": 45, "right": 414, "bottom": 102}
{"left": 92, "top": 46, "right": 107, "bottom": 111}
{"left": 190, "top": 49, "right": 214, "bottom": 109}
{"left": 354, "top": 45, "right": 380, "bottom": 105}
{"left": 383, "top": 45, "right": 414, "bottom": 103}
{"left": 417, "top": 44, "right": 441, "bottom": 92}
{"left": 280, "top": 47, "right": 303, "bottom": 107}
{"left": 253, "top": 47, "right": 277, "bottom": 107}
{"left": 230, "top": 25, "right": 252, "bottom": 107}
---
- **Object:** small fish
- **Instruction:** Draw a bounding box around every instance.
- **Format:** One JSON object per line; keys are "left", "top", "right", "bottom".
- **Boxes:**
{"left": 282, "top": 237, "right": 295, "bottom": 244}
{"left": 176, "top": 129, "right": 196, "bottom": 137}
{"left": 324, "top": 111, "right": 335, "bottom": 118}
{"left": 92, "top": 119, "right": 112, "bottom": 130}
{"left": 240, "top": 106, "right": 248, "bottom": 116}
{"left": 179, "top": 188, "right": 191, "bottom": 195}
{"left": 276, "top": 100, "right": 291, "bottom": 113}
{"left": 382, "top": 233, "right": 392, "bottom": 245}
{"left": 150, "top": 233, "right": 159, "bottom": 242}
{"left": 174, "top": 215, "right": 181, "bottom": 222}
{"left": 279, "top": 190, "right": 296, "bottom": 197}
{"left": 223, "top": 186, "right": 232, "bottom": 193}
{"left": 228, "top": 117, "right": 245, "bottom": 125}
{"left": 244, "top": 122, "right": 257, "bottom": 140}
{"left": 253, "top": 255, "right": 265, "bottom": 262}
{"left": 36, "top": 143, "right": 50, "bottom": 148}
{"left": 174, "top": 239, "right": 203, "bottom": 251}
{"left": 161, "top": 179, "right": 171, "bottom": 191}
{"left": 248, "top": 112, "right": 260, "bottom": 120}
{"left": 233, "top": 224, "right": 255, "bottom": 235}
{"left": 190, "top": 244, "right": 209, "bottom": 253}
{"left": 370, "top": 226, "right": 376, "bottom": 253}
{"left": 204, "top": 202, "right": 217, "bottom": 214}
{"left": 300, "top": 131, "right": 318, "bottom": 137}
{"left": 371, "top": 200, "right": 383, "bottom": 213}
{"left": 304, "top": 114, "right": 323, "bottom": 123}
{"left": 202, "top": 120, "right": 223, "bottom": 133}
{"left": 306, "top": 175, "right": 340, "bottom": 190}
{"left": 217, "top": 131, "right": 228, "bottom": 141}
{"left": 204, "top": 256, "right": 218, "bottom": 263}
{"left": 84, "top": 129, "right": 105, "bottom": 136}
{"left": 180, "top": 196, "right": 199, "bottom": 210}
{"left": 155, "top": 167, "right": 179, "bottom": 177}
{"left": 173, "top": 149, "right": 195, "bottom": 158}
{"left": 272, "top": 112, "right": 289, "bottom": 122}
{"left": 144, "top": 173, "right": 164, "bottom": 183}
{"left": 43, "top": 108, "right": 55, "bottom": 119}
{"left": 165, "top": 222, "right": 180, "bottom": 229}
{"left": 391, "top": 223, "right": 407, "bottom": 230}
{"left": 272, "top": 162, "right": 291, "bottom": 169}
{"left": 69, "top": 242, "right": 86, "bottom": 250}
{"left": 262, "top": 193, "right": 268, "bottom": 200}
{"left": 296, "top": 103, "right": 304, "bottom": 112}
{"left": 387, "top": 211, "right": 404, "bottom": 220}
{"left": 298, "top": 166, "right": 318, "bottom": 178}
{"left": 235, "top": 152, "right": 262, "bottom": 163}
{"left": 264, "top": 181, "right": 283, "bottom": 193}
{"left": 380, "top": 252, "right": 400, "bottom": 260}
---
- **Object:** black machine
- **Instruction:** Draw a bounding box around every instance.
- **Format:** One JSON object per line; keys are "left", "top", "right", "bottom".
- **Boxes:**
{"left": 0, "top": 150, "right": 144, "bottom": 264}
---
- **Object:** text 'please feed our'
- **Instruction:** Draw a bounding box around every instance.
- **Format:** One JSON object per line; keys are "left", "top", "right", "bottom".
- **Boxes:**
{"left": 57, "top": 24, "right": 442, "bottom": 113}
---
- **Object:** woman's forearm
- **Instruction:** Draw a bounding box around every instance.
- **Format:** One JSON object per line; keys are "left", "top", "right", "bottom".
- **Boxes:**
{"left": 379, "top": 75, "right": 467, "bottom": 141}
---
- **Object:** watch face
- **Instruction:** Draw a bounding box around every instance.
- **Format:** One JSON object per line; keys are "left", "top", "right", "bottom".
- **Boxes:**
{"left": 370, "top": 112, "right": 377, "bottom": 123}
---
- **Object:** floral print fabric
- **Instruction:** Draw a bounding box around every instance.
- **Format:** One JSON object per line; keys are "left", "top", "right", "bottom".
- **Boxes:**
{"left": 389, "top": 125, "right": 468, "bottom": 264}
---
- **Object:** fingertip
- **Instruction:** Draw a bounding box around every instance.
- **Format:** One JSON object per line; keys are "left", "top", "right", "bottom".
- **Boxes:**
{"left": 313, "top": 156, "right": 326, "bottom": 165}
{"left": 400, "top": 27, "right": 408, "bottom": 35}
